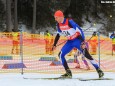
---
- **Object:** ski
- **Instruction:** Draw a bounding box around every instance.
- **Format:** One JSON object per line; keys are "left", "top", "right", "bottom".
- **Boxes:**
{"left": 23, "top": 77, "right": 77, "bottom": 80}
{"left": 23, "top": 77, "right": 113, "bottom": 81}
{"left": 78, "top": 77, "right": 113, "bottom": 81}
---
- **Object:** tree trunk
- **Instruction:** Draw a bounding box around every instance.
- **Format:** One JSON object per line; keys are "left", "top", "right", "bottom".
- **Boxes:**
{"left": 14, "top": 0, "right": 18, "bottom": 31}
{"left": 6, "top": 0, "right": 12, "bottom": 32}
{"left": 32, "top": 0, "right": 36, "bottom": 33}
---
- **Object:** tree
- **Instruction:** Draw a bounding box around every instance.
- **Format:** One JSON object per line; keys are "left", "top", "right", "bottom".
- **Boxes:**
{"left": 3, "top": 0, "right": 114, "bottom": 33}
{"left": 0, "top": 0, "right": 5, "bottom": 31}
{"left": 6, "top": 0, "right": 12, "bottom": 32}
{"left": 14, "top": 0, "right": 18, "bottom": 31}
{"left": 32, "top": 0, "right": 36, "bottom": 33}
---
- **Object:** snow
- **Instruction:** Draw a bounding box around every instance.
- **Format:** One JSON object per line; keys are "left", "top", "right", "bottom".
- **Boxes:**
{"left": 0, "top": 72, "right": 115, "bottom": 86}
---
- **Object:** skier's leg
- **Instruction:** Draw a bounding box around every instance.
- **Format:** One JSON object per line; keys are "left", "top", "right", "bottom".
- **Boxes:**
{"left": 80, "top": 43, "right": 104, "bottom": 78}
{"left": 58, "top": 41, "right": 73, "bottom": 78}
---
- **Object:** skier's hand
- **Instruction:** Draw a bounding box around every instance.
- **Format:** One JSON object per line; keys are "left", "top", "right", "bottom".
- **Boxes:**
{"left": 52, "top": 45, "right": 56, "bottom": 51}
{"left": 80, "top": 42, "right": 86, "bottom": 49}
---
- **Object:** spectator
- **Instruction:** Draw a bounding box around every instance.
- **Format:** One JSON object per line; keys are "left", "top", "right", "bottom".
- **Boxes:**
{"left": 11, "top": 29, "right": 20, "bottom": 54}
{"left": 110, "top": 31, "right": 115, "bottom": 55}
{"left": 45, "top": 30, "right": 51, "bottom": 55}
{"left": 89, "top": 32, "right": 98, "bottom": 55}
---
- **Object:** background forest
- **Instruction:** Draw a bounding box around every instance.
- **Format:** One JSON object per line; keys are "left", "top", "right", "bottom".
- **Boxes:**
{"left": 0, "top": 0, "right": 115, "bottom": 34}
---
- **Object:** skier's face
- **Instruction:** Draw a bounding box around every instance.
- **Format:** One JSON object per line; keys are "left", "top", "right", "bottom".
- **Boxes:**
{"left": 54, "top": 16, "right": 64, "bottom": 23}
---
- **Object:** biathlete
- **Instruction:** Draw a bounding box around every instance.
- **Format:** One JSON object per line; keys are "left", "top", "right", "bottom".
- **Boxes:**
{"left": 52, "top": 10, "right": 104, "bottom": 78}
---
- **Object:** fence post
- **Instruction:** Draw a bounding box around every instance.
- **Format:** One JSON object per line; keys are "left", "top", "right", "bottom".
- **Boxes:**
{"left": 19, "top": 24, "right": 23, "bottom": 75}
{"left": 97, "top": 32, "right": 100, "bottom": 68}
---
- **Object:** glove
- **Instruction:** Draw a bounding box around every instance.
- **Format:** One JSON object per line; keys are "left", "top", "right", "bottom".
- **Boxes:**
{"left": 52, "top": 45, "right": 56, "bottom": 51}
{"left": 80, "top": 42, "right": 86, "bottom": 49}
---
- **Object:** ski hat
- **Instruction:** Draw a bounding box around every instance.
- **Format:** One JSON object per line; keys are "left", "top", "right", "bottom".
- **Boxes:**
{"left": 54, "top": 10, "right": 64, "bottom": 17}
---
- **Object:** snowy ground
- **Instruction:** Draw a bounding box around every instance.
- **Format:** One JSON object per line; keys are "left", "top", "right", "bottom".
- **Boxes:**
{"left": 0, "top": 72, "right": 115, "bottom": 86}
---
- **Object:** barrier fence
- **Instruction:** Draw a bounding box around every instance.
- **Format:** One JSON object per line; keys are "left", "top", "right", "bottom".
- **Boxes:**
{"left": 0, "top": 32, "right": 115, "bottom": 74}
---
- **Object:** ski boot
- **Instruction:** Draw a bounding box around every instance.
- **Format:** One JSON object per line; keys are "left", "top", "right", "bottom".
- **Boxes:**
{"left": 96, "top": 68, "right": 104, "bottom": 78}
{"left": 61, "top": 69, "right": 72, "bottom": 78}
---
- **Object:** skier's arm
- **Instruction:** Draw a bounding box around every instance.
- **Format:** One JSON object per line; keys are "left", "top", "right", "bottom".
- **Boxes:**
{"left": 53, "top": 33, "right": 60, "bottom": 47}
{"left": 53, "top": 23, "right": 61, "bottom": 47}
